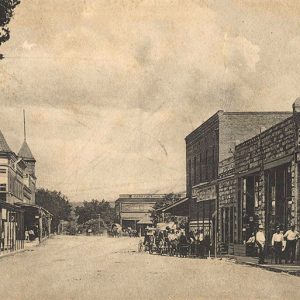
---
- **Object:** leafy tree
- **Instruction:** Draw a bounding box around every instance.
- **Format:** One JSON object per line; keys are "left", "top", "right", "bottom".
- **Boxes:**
{"left": 75, "top": 199, "right": 116, "bottom": 227}
{"left": 35, "top": 188, "right": 72, "bottom": 232}
{"left": 0, "top": 0, "right": 21, "bottom": 56}
{"left": 151, "top": 193, "right": 181, "bottom": 226}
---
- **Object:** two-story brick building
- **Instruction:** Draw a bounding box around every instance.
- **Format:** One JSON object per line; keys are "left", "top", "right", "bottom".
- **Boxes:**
{"left": 186, "top": 110, "right": 291, "bottom": 254}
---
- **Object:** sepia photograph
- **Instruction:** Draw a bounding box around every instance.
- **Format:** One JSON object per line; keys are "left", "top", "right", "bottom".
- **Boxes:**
{"left": 0, "top": 0, "right": 300, "bottom": 299}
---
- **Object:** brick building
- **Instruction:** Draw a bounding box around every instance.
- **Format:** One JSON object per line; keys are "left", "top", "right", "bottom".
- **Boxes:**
{"left": 217, "top": 99, "right": 300, "bottom": 259}
{"left": 186, "top": 110, "right": 291, "bottom": 254}
{"left": 115, "top": 194, "right": 166, "bottom": 229}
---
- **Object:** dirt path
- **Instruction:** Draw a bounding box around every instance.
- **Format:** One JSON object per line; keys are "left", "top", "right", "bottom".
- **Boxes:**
{"left": 0, "top": 236, "right": 299, "bottom": 300}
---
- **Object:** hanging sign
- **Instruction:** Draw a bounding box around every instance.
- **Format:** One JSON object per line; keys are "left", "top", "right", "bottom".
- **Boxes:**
{"left": 192, "top": 185, "right": 216, "bottom": 202}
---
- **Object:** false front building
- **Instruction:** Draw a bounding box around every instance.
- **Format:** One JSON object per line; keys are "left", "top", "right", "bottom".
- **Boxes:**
{"left": 115, "top": 194, "right": 166, "bottom": 230}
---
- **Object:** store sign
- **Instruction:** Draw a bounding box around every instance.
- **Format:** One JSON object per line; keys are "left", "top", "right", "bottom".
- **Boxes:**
{"left": 193, "top": 185, "right": 216, "bottom": 202}
{"left": 119, "top": 194, "right": 165, "bottom": 199}
{"left": 1, "top": 208, "right": 7, "bottom": 220}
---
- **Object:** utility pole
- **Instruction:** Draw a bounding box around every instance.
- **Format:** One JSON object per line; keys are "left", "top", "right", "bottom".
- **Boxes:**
{"left": 97, "top": 214, "right": 101, "bottom": 235}
{"left": 23, "top": 109, "right": 26, "bottom": 141}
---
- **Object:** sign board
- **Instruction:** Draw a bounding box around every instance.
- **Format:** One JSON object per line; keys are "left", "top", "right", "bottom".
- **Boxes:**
{"left": 121, "top": 203, "right": 154, "bottom": 213}
{"left": 1, "top": 208, "right": 7, "bottom": 220}
{"left": 192, "top": 185, "right": 216, "bottom": 202}
{"left": 119, "top": 194, "right": 165, "bottom": 199}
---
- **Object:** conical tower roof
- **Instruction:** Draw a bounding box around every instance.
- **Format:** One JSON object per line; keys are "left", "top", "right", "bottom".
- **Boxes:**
{"left": 18, "top": 140, "right": 35, "bottom": 161}
{"left": 0, "top": 130, "right": 12, "bottom": 153}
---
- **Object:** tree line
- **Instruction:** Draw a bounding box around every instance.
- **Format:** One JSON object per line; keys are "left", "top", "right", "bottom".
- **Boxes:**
{"left": 36, "top": 188, "right": 117, "bottom": 234}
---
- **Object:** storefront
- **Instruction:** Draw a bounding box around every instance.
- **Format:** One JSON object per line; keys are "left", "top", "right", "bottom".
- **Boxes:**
{"left": 16, "top": 203, "right": 52, "bottom": 242}
{"left": 191, "top": 184, "right": 217, "bottom": 255}
{"left": 0, "top": 201, "right": 24, "bottom": 255}
{"left": 264, "top": 163, "right": 293, "bottom": 242}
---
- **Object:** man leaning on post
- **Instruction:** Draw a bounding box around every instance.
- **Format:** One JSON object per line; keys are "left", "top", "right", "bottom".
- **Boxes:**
{"left": 256, "top": 225, "right": 266, "bottom": 264}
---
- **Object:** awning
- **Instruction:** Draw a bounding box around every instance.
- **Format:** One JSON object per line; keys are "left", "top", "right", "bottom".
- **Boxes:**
{"left": 14, "top": 202, "right": 53, "bottom": 217}
{"left": 162, "top": 197, "right": 189, "bottom": 213}
{"left": 0, "top": 200, "right": 24, "bottom": 212}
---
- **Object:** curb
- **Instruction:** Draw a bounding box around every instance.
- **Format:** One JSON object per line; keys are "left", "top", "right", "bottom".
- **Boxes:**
{"left": 0, "top": 249, "right": 26, "bottom": 259}
{"left": 0, "top": 237, "right": 52, "bottom": 260}
{"left": 233, "top": 259, "right": 300, "bottom": 277}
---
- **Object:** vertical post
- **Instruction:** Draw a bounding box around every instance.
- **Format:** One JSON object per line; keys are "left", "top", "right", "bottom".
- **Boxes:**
{"left": 39, "top": 209, "right": 42, "bottom": 243}
{"left": 197, "top": 202, "right": 199, "bottom": 230}
{"left": 98, "top": 214, "right": 101, "bottom": 235}
{"left": 0, "top": 206, "right": 2, "bottom": 253}
{"left": 23, "top": 109, "right": 26, "bottom": 141}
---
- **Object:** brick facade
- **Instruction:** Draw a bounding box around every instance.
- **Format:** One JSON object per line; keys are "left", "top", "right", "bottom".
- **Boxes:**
{"left": 186, "top": 110, "right": 291, "bottom": 224}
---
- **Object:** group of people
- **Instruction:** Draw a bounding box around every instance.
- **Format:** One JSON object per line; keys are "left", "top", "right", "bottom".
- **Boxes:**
{"left": 247, "top": 225, "right": 299, "bottom": 264}
{"left": 143, "top": 227, "right": 209, "bottom": 258}
{"left": 25, "top": 226, "right": 39, "bottom": 241}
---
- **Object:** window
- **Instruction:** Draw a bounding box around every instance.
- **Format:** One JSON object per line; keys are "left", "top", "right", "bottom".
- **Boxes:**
{"left": 188, "top": 159, "right": 192, "bottom": 191}
{"left": 0, "top": 169, "right": 6, "bottom": 174}
{"left": 212, "top": 146, "right": 215, "bottom": 178}
{"left": 199, "top": 153, "right": 202, "bottom": 182}
{"left": 193, "top": 157, "right": 197, "bottom": 185}
{"left": 0, "top": 184, "right": 6, "bottom": 191}
{"left": 205, "top": 150, "right": 208, "bottom": 181}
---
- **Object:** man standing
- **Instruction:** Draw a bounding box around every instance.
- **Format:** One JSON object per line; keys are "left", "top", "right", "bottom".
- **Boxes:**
{"left": 271, "top": 227, "right": 284, "bottom": 264}
{"left": 284, "top": 225, "right": 299, "bottom": 264}
{"left": 256, "top": 225, "right": 266, "bottom": 264}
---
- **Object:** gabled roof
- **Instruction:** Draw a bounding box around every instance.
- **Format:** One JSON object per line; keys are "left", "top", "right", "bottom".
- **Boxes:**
{"left": 18, "top": 140, "right": 35, "bottom": 161}
{"left": 0, "top": 130, "right": 12, "bottom": 153}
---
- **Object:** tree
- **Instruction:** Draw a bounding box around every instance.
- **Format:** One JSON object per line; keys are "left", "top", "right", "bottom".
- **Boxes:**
{"left": 75, "top": 199, "right": 116, "bottom": 228}
{"left": 0, "top": 0, "right": 21, "bottom": 51}
{"left": 150, "top": 193, "right": 181, "bottom": 226}
{"left": 35, "top": 188, "right": 72, "bottom": 232}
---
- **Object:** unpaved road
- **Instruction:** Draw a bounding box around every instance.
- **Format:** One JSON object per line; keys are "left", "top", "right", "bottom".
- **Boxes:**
{"left": 0, "top": 236, "right": 299, "bottom": 300}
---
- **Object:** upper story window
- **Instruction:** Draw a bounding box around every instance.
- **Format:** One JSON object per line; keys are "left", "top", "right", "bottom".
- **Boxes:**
{"left": 212, "top": 146, "right": 215, "bottom": 178}
{"left": 193, "top": 156, "right": 197, "bottom": 185}
{"left": 188, "top": 159, "right": 192, "bottom": 189}
{"left": 0, "top": 168, "right": 6, "bottom": 174}
{"left": 205, "top": 149, "right": 208, "bottom": 181}
{"left": 199, "top": 153, "right": 202, "bottom": 183}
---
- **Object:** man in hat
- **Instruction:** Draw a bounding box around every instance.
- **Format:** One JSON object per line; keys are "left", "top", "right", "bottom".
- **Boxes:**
{"left": 256, "top": 225, "right": 266, "bottom": 264}
{"left": 284, "top": 225, "right": 299, "bottom": 264}
{"left": 272, "top": 226, "right": 284, "bottom": 264}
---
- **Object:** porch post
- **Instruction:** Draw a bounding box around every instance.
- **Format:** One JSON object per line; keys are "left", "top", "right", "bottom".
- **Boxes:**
{"left": 39, "top": 208, "right": 42, "bottom": 243}
{"left": 0, "top": 205, "right": 2, "bottom": 253}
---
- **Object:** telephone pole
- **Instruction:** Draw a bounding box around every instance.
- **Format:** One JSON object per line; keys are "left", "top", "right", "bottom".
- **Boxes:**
{"left": 97, "top": 214, "right": 101, "bottom": 235}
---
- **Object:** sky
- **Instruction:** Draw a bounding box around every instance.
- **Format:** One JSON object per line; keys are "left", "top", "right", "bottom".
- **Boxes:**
{"left": 1, "top": 0, "right": 300, "bottom": 201}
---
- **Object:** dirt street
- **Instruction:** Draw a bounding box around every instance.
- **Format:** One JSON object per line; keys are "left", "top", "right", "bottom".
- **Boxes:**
{"left": 0, "top": 236, "right": 299, "bottom": 300}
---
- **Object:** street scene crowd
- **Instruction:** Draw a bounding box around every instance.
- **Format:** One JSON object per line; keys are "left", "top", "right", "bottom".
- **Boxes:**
{"left": 248, "top": 224, "right": 300, "bottom": 265}
{"left": 142, "top": 226, "right": 207, "bottom": 258}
